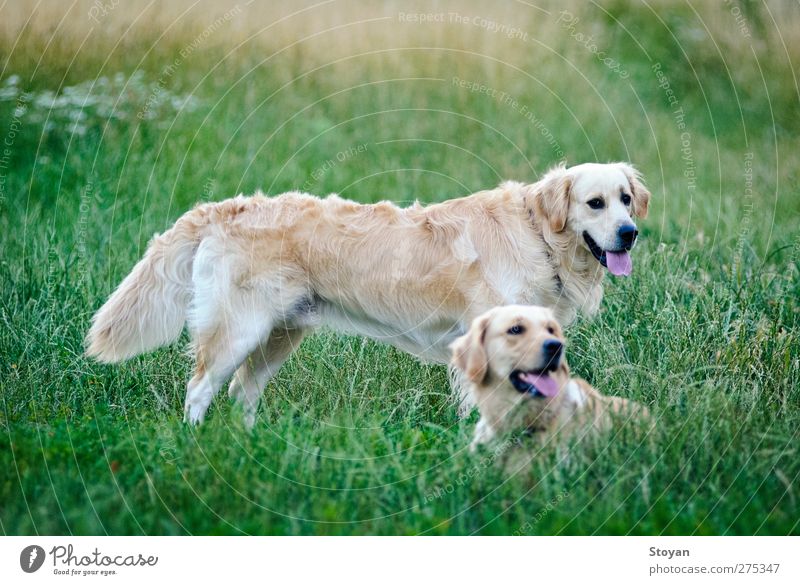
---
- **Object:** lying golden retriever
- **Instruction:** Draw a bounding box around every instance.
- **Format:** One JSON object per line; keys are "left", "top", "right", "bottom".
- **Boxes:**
{"left": 86, "top": 162, "right": 650, "bottom": 426}
{"left": 450, "top": 305, "right": 649, "bottom": 451}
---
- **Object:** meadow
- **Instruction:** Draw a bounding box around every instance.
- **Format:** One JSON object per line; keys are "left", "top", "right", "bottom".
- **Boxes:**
{"left": 1, "top": 0, "right": 799, "bottom": 535}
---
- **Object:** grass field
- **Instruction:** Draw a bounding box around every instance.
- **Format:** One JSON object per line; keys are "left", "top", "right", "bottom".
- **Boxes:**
{"left": 1, "top": 0, "right": 799, "bottom": 535}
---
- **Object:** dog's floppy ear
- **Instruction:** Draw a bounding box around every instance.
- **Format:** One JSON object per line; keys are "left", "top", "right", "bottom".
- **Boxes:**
{"left": 620, "top": 163, "right": 651, "bottom": 219}
{"left": 451, "top": 313, "right": 492, "bottom": 384}
{"left": 532, "top": 165, "right": 572, "bottom": 233}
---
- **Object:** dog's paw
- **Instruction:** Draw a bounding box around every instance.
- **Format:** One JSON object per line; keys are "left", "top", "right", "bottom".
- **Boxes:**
{"left": 457, "top": 398, "right": 477, "bottom": 419}
{"left": 183, "top": 401, "right": 207, "bottom": 425}
{"left": 242, "top": 410, "right": 256, "bottom": 431}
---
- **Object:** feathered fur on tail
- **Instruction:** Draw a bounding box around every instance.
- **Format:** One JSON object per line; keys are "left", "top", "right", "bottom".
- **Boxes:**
{"left": 86, "top": 213, "right": 204, "bottom": 363}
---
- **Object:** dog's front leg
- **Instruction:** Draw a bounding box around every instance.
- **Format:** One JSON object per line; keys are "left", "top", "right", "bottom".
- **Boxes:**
{"left": 469, "top": 417, "right": 496, "bottom": 452}
{"left": 448, "top": 364, "right": 476, "bottom": 417}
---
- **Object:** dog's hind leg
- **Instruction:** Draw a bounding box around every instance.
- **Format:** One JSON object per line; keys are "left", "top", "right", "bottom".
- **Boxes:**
{"left": 228, "top": 327, "right": 307, "bottom": 429}
{"left": 184, "top": 316, "right": 273, "bottom": 425}
{"left": 183, "top": 232, "right": 313, "bottom": 424}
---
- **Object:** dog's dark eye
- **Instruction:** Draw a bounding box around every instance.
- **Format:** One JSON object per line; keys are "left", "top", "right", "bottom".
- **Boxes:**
{"left": 621, "top": 193, "right": 632, "bottom": 206}
{"left": 547, "top": 326, "right": 555, "bottom": 334}
{"left": 507, "top": 324, "right": 525, "bottom": 335}
{"left": 587, "top": 198, "right": 604, "bottom": 210}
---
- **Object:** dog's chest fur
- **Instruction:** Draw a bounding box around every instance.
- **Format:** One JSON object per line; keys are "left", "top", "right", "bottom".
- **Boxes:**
{"left": 473, "top": 219, "right": 603, "bottom": 327}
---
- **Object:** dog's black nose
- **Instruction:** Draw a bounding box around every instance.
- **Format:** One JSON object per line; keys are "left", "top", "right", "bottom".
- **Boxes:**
{"left": 542, "top": 339, "right": 563, "bottom": 365}
{"left": 618, "top": 224, "right": 638, "bottom": 250}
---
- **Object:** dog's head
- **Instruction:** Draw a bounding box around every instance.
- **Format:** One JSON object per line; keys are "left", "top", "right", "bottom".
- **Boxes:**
{"left": 451, "top": 305, "right": 571, "bottom": 430}
{"left": 532, "top": 162, "right": 650, "bottom": 277}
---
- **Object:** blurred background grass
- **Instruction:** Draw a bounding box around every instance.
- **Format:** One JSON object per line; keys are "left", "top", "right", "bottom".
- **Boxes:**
{"left": 1, "top": 0, "right": 798, "bottom": 535}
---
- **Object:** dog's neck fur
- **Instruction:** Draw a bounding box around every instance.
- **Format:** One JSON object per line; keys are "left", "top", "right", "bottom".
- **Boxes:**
{"left": 470, "top": 373, "right": 590, "bottom": 450}
{"left": 522, "top": 189, "right": 605, "bottom": 322}
{"left": 470, "top": 374, "right": 586, "bottom": 450}
{"left": 477, "top": 369, "right": 574, "bottom": 434}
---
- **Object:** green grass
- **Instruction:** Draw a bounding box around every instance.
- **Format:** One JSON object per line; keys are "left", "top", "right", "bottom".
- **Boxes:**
{"left": 1, "top": 0, "right": 799, "bottom": 535}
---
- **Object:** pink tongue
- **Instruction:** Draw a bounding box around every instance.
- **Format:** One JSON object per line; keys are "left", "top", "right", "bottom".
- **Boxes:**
{"left": 606, "top": 250, "right": 632, "bottom": 276}
{"left": 519, "top": 372, "right": 560, "bottom": 397}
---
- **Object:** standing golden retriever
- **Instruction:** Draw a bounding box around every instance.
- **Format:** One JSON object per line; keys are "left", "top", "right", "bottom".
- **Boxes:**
{"left": 86, "top": 162, "right": 650, "bottom": 426}
{"left": 450, "top": 305, "right": 648, "bottom": 451}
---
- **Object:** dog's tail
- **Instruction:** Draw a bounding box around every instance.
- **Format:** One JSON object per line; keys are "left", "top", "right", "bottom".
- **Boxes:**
{"left": 85, "top": 208, "right": 208, "bottom": 363}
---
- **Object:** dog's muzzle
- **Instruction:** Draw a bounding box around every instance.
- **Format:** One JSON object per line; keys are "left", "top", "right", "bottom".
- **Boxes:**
{"left": 509, "top": 342, "right": 562, "bottom": 398}
{"left": 583, "top": 231, "right": 634, "bottom": 277}
{"left": 617, "top": 224, "right": 638, "bottom": 251}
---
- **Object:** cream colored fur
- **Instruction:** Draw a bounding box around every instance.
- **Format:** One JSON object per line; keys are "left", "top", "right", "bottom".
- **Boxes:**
{"left": 450, "top": 305, "right": 649, "bottom": 451}
{"left": 85, "top": 162, "right": 650, "bottom": 426}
